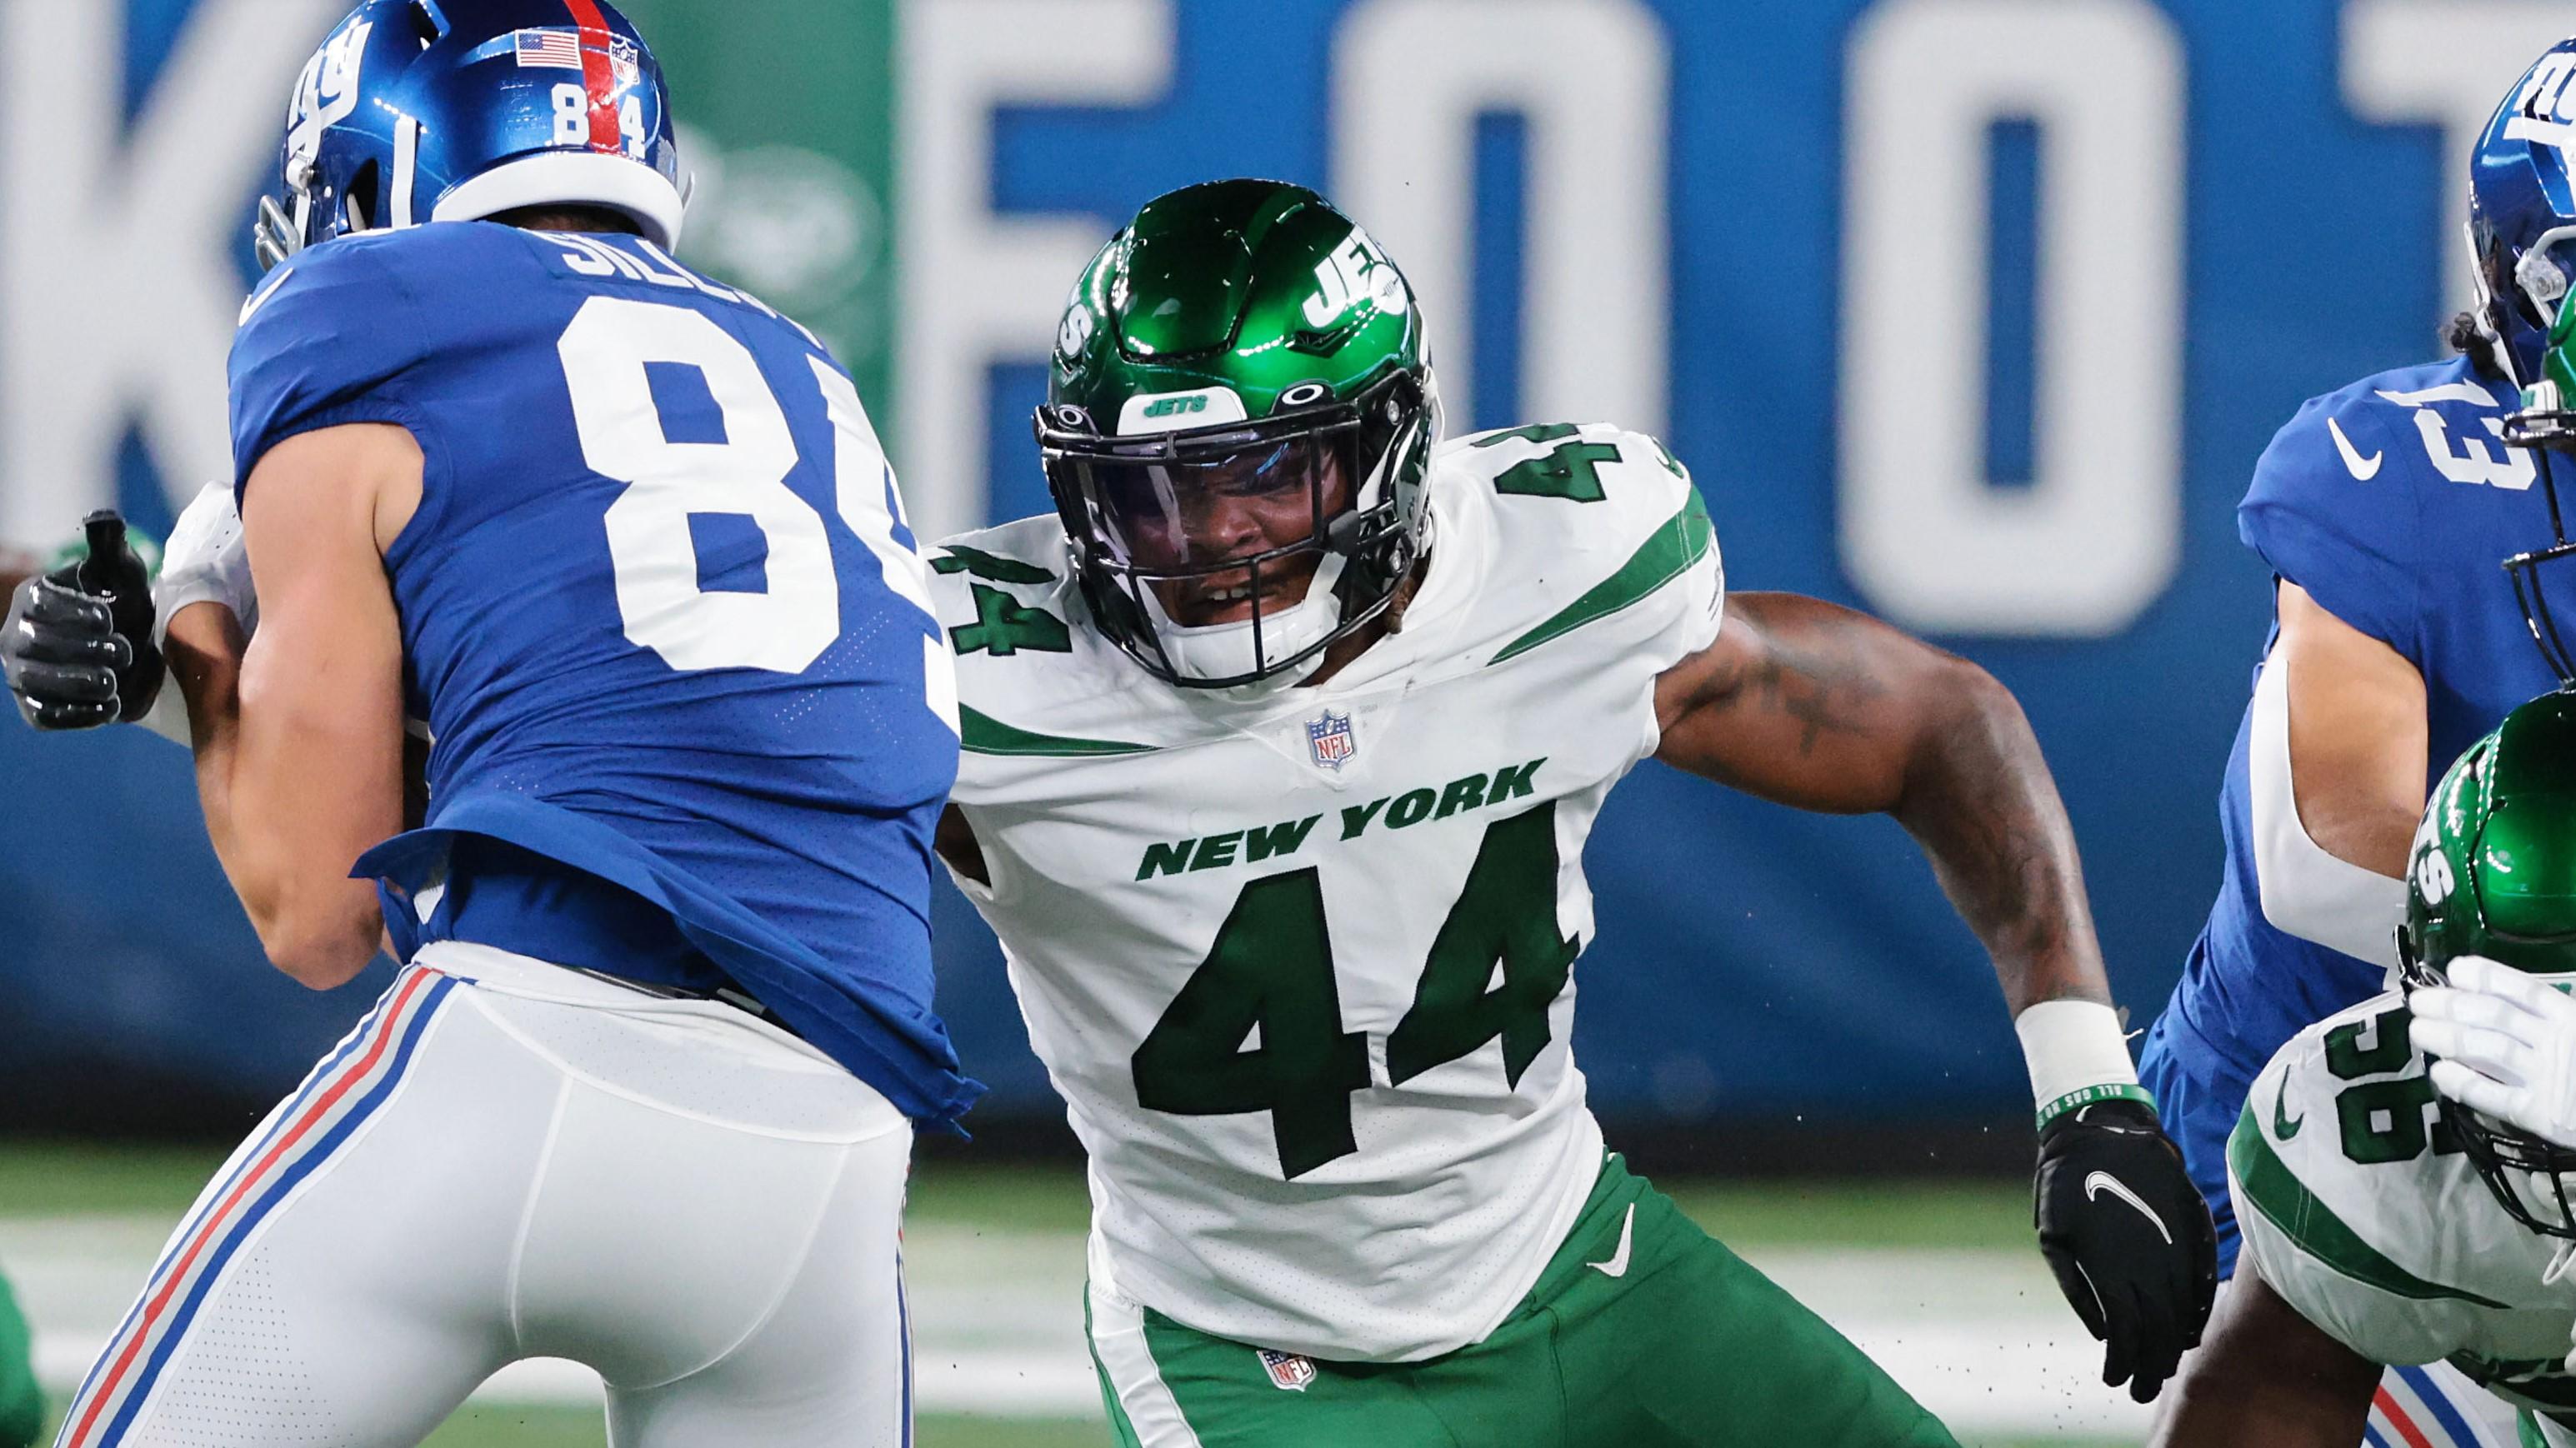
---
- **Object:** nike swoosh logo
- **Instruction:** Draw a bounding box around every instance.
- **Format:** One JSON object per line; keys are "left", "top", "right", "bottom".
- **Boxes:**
{"left": 1588, "top": 1203, "right": 1637, "bottom": 1277}
{"left": 2085, "top": 1171, "right": 2174, "bottom": 1246}
{"left": 238, "top": 262, "right": 297, "bottom": 326}
{"left": 2328, "top": 417, "right": 2383, "bottom": 481}
{"left": 2273, "top": 1082, "right": 2303, "bottom": 1142}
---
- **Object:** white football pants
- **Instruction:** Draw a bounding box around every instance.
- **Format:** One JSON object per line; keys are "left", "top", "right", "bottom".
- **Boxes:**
{"left": 2366, "top": 1360, "right": 2526, "bottom": 1448}
{"left": 54, "top": 941, "right": 916, "bottom": 1448}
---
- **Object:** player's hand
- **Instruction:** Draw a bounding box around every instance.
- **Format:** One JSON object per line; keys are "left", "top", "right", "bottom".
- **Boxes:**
{"left": 1, "top": 513, "right": 164, "bottom": 731}
{"left": 3, "top": 573, "right": 127, "bottom": 729}
{"left": 2033, "top": 1096, "right": 2219, "bottom": 1403}
{"left": 155, "top": 482, "right": 258, "bottom": 641}
{"left": 2412, "top": 955, "right": 2576, "bottom": 1150}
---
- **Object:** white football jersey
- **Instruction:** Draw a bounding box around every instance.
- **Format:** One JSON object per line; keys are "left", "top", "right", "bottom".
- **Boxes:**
{"left": 933, "top": 423, "right": 1722, "bottom": 1361}
{"left": 2234, "top": 991, "right": 2576, "bottom": 1441}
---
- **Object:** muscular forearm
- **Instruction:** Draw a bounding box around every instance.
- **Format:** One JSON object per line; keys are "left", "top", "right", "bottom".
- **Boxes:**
{"left": 2153, "top": 1375, "right": 2364, "bottom": 1448}
{"left": 2149, "top": 1271, "right": 2378, "bottom": 1447}
{"left": 1890, "top": 668, "right": 2110, "bottom": 1015}
{"left": 168, "top": 602, "right": 383, "bottom": 988}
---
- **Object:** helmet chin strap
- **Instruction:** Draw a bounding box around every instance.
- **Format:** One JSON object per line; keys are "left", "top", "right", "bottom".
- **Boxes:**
{"left": 1143, "top": 550, "right": 1351, "bottom": 689}
{"left": 2472, "top": 218, "right": 2537, "bottom": 389}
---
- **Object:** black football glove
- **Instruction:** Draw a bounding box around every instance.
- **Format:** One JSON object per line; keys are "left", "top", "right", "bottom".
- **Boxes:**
{"left": 2, "top": 512, "right": 163, "bottom": 731}
{"left": 2033, "top": 1096, "right": 2218, "bottom": 1404}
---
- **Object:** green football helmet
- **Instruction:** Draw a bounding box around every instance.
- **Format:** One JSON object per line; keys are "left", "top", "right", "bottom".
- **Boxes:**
{"left": 1036, "top": 178, "right": 1441, "bottom": 687}
{"left": 2401, "top": 688, "right": 2576, "bottom": 1236}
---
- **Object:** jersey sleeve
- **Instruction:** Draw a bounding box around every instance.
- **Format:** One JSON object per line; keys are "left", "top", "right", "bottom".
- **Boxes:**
{"left": 228, "top": 238, "right": 430, "bottom": 499}
{"left": 1469, "top": 423, "right": 1725, "bottom": 672}
{"left": 1620, "top": 433, "right": 1726, "bottom": 668}
{"left": 2236, "top": 392, "right": 2424, "bottom": 666}
{"left": 2228, "top": 1038, "right": 2477, "bottom": 1368}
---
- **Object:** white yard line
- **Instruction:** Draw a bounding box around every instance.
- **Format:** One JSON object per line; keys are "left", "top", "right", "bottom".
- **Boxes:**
{"left": 3, "top": 1216, "right": 2149, "bottom": 1437}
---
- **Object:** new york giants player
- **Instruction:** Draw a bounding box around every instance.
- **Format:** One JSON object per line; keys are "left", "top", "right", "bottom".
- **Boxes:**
{"left": 2, "top": 2, "right": 969, "bottom": 1444}
{"left": 2136, "top": 37, "right": 2576, "bottom": 1448}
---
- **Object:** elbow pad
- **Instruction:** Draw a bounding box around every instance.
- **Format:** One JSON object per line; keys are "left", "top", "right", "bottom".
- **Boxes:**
{"left": 2247, "top": 652, "right": 2406, "bottom": 976}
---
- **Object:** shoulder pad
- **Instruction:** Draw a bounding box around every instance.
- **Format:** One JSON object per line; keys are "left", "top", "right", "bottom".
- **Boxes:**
{"left": 1435, "top": 422, "right": 1723, "bottom": 672}
{"left": 2263, "top": 360, "right": 2529, "bottom": 496}
{"left": 2231, "top": 996, "right": 2516, "bottom": 1365}
{"left": 228, "top": 236, "right": 433, "bottom": 496}
{"left": 2232, "top": 358, "right": 2530, "bottom": 662}
{"left": 1443, "top": 422, "right": 1698, "bottom": 517}
{"left": 924, "top": 516, "right": 1167, "bottom": 775}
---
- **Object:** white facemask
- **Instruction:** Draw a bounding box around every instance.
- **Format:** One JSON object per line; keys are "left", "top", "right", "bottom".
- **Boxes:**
{"left": 1139, "top": 550, "right": 1351, "bottom": 687}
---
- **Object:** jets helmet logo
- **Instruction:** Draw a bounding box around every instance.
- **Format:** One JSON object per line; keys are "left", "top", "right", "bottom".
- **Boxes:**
{"left": 1301, "top": 229, "right": 1408, "bottom": 330}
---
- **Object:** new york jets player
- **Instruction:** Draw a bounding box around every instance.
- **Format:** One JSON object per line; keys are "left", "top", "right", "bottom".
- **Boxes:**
{"left": 929, "top": 179, "right": 2213, "bottom": 1446}
{"left": 2151, "top": 689, "right": 2576, "bottom": 1448}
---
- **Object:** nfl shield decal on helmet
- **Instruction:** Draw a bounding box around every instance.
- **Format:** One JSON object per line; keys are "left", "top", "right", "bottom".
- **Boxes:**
{"left": 1257, "top": 1348, "right": 1317, "bottom": 1391}
{"left": 1306, "top": 710, "right": 1357, "bottom": 771}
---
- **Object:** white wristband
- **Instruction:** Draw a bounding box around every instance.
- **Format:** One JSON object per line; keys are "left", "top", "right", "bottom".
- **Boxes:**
{"left": 2017, "top": 1000, "right": 2142, "bottom": 1126}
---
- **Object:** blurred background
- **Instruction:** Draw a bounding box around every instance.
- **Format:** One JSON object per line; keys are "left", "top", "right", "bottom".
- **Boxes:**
{"left": 1, "top": 0, "right": 2563, "bottom": 1443}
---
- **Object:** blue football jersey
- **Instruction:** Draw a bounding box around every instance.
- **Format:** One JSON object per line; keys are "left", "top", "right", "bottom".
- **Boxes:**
{"left": 2163, "top": 353, "right": 2572, "bottom": 1086}
{"left": 228, "top": 222, "right": 978, "bottom": 1128}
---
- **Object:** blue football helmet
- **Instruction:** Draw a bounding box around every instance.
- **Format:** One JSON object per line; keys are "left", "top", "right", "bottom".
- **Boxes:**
{"left": 253, "top": 0, "right": 685, "bottom": 272}
{"left": 2473, "top": 36, "right": 2576, "bottom": 385}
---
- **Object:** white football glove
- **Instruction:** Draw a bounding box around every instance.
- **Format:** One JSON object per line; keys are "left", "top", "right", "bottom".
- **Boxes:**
{"left": 2410, "top": 955, "right": 2576, "bottom": 1150}
{"left": 153, "top": 481, "right": 257, "bottom": 646}
{"left": 133, "top": 482, "right": 257, "bottom": 747}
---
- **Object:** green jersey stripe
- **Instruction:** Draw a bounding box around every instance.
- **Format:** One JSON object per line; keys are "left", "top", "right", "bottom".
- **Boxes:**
{"left": 960, "top": 704, "right": 1158, "bottom": 758}
{"left": 1489, "top": 488, "right": 1714, "bottom": 666}
{"left": 2227, "top": 1104, "right": 2511, "bottom": 1308}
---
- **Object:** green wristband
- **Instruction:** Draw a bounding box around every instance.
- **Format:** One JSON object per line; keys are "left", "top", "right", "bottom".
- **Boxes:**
{"left": 2035, "top": 1081, "right": 2156, "bottom": 1131}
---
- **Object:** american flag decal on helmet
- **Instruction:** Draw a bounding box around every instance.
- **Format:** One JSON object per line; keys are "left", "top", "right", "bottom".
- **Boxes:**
{"left": 513, "top": 28, "right": 583, "bottom": 69}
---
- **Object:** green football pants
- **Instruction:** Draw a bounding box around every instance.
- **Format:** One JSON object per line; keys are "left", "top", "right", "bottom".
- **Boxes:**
{"left": 0, "top": 1265, "right": 40, "bottom": 1448}
{"left": 1087, "top": 1152, "right": 1958, "bottom": 1447}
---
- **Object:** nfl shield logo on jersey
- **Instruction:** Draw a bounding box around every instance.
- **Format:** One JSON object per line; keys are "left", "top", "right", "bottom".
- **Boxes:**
{"left": 1306, "top": 710, "right": 1357, "bottom": 771}
{"left": 1257, "top": 1348, "right": 1317, "bottom": 1392}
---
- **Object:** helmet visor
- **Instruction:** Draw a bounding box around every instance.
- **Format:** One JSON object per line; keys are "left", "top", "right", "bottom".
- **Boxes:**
{"left": 1045, "top": 424, "right": 1358, "bottom": 630}
{"left": 1081, "top": 437, "right": 1344, "bottom": 572}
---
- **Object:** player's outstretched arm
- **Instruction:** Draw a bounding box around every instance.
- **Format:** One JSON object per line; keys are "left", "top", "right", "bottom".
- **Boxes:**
{"left": 172, "top": 423, "right": 420, "bottom": 990}
{"left": 1654, "top": 589, "right": 2106, "bottom": 1016}
{"left": 1653, "top": 590, "right": 2218, "bottom": 1401}
{"left": 2147, "top": 1261, "right": 2379, "bottom": 1448}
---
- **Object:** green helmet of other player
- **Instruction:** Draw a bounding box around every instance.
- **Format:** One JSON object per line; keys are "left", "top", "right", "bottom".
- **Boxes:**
{"left": 1037, "top": 178, "right": 1442, "bottom": 688}
{"left": 2402, "top": 688, "right": 2576, "bottom": 1236}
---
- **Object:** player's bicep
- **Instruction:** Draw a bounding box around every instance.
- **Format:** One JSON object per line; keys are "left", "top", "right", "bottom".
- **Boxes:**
{"left": 240, "top": 426, "right": 414, "bottom": 714}
{"left": 2149, "top": 1259, "right": 2379, "bottom": 1448}
{"left": 2269, "top": 581, "right": 2427, "bottom": 878}
{"left": 233, "top": 425, "right": 419, "bottom": 968}
{"left": 1651, "top": 590, "right": 1971, "bottom": 814}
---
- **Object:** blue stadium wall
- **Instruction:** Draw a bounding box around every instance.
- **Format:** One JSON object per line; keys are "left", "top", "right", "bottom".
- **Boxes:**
{"left": 0, "top": 0, "right": 2555, "bottom": 1136}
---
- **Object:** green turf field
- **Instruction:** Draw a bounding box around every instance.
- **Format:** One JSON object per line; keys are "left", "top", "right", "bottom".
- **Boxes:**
{"left": 0, "top": 1140, "right": 2043, "bottom": 1244}
{"left": 33, "top": 1401, "right": 2137, "bottom": 1448}
{"left": 2, "top": 1143, "right": 2130, "bottom": 1448}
